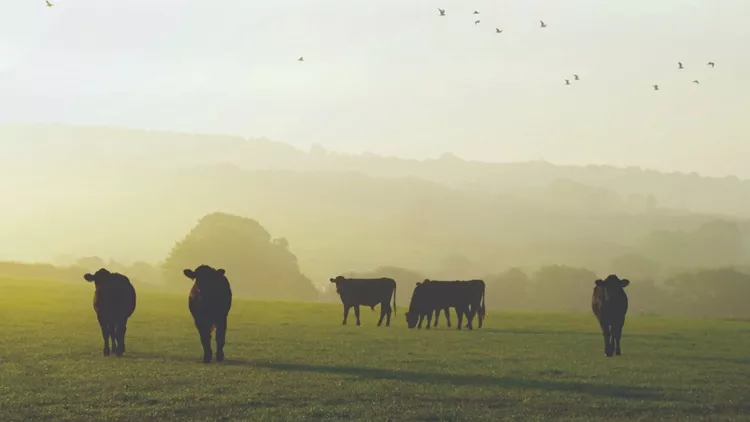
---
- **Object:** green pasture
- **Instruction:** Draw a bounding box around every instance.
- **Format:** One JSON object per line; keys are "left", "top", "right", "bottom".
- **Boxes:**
{"left": 0, "top": 278, "right": 748, "bottom": 421}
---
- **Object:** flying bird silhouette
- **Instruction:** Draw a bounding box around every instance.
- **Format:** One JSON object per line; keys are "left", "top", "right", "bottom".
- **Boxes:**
{"left": 540, "top": 20, "right": 547, "bottom": 28}
{"left": 707, "top": 62, "right": 715, "bottom": 68}
{"left": 298, "top": 57, "right": 304, "bottom": 62}
{"left": 565, "top": 79, "right": 571, "bottom": 85}
{"left": 473, "top": 10, "right": 480, "bottom": 15}
{"left": 46, "top": 0, "right": 53, "bottom": 6}
{"left": 573, "top": 74, "right": 580, "bottom": 80}
{"left": 693, "top": 80, "right": 700, "bottom": 84}
{"left": 678, "top": 62, "right": 684, "bottom": 69}
{"left": 474, "top": 20, "right": 480, "bottom": 25}
{"left": 495, "top": 28, "right": 503, "bottom": 33}
{"left": 653, "top": 84, "right": 659, "bottom": 91}
{"left": 438, "top": 8, "right": 446, "bottom": 16}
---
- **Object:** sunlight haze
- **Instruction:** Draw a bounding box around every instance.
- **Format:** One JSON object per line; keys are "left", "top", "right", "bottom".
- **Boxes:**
{"left": 2, "top": 0, "right": 750, "bottom": 177}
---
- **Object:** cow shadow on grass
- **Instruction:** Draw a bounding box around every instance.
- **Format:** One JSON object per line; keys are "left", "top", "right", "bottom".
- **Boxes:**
{"left": 253, "top": 361, "right": 664, "bottom": 401}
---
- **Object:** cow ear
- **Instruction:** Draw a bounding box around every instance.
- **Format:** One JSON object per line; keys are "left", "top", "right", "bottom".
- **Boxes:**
{"left": 415, "top": 282, "right": 421, "bottom": 286}
{"left": 595, "top": 279, "right": 604, "bottom": 286}
{"left": 329, "top": 278, "right": 336, "bottom": 283}
{"left": 183, "top": 269, "right": 196, "bottom": 279}
{"left": 84, "top": 273, "right": 95, "bottom": 282}
{"left": 216, "top": 268, "right": 226, "bottom": 276}
{"left": 621, "top": 279, "right": 630, "bottom": 287}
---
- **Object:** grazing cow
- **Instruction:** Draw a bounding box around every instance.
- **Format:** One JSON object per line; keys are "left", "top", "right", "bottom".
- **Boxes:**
{"left": 84, "top": 268, "right": 136, "bottom": 357}
{"left": 329, "top": 276, "right": 397, "bottom": 326}
{"left": 184, "top": 265, "right": 232, "bottom": 363}
{"left": 405, "top": 279, "right": 486, "bottom": 330}
{"left": 592, "top": 274, "right": 630, "bottom": 357}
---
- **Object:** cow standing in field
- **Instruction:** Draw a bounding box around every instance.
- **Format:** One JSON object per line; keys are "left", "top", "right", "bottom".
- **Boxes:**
{"left": 405, "top": 279, "right": 486, "bottom": 330}
{"left": 592, "top": 274, "right": 630, "bottom": 357}
{"left": 184, "top": 265, "right": 232, "bottom": 363}
{"left": 329, "top": 276, "right": 397, "bottom": 326}
{"left": 84, "top": 268, "right": 136, "bottom": 357}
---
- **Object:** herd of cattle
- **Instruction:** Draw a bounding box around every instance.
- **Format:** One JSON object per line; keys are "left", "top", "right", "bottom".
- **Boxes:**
{"left": 84, "top": 266, "right": 630, "bottom": 362}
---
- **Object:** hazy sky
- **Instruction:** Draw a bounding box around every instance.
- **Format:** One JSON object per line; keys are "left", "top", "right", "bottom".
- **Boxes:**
{"left": 2, "top": 0, "right": 750, "bottom": 177}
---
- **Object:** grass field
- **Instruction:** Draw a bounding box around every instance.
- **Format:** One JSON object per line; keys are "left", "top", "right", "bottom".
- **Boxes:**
{"left": 1, "top": 278, "right": 749, "bottom": 421}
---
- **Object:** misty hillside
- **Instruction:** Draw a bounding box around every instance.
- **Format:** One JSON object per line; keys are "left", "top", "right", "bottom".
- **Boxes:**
{"left": 3, "top": 123, "right": 749, "bottom": 218}
{"left": 2, "top": 124, "right": 750, "bottom": 288}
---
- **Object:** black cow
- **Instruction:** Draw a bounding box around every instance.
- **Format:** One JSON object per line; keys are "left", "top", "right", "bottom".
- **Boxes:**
{"left": 592, "top": 274, "right": 630, "bottom": 357}
{"left": 84, "top": 268, "right": 136, "bottom": 357}
{"left": 405, "top": 279, "right": 486, "bottom": 330}
{"left": 184, "top": 265, "right": 232, "bottom": 363}
{"left": 329, "top": 276, "right": 397, "bottom": 326}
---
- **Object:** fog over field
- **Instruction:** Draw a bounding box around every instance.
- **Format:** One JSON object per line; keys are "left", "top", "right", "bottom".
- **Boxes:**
{"left": 2, "top": 0, "right": 750, "bottom": 318}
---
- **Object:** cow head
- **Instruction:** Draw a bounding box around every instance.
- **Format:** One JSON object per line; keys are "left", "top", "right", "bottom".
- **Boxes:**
{"left": 329, "top": 276, "right": 346, "bottom": 292}
{"left": 84, "top": 268, "right": 113, "bottom": 288}
{"left": 595, "top": 274, "right": 630, "bottom": 300}
{"left": 405, "top": 311, "right": 419, "bottom": 328}
{"left": 184, "top": 265, "right": 226, "bottom": 293}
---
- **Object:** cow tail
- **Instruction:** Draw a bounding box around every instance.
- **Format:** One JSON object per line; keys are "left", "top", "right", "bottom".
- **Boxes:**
{"left": 393, "top": 285, "right": 397, "bottom": 315}
{"left": 481, "top": 288, "right": 486, "bottom": 319}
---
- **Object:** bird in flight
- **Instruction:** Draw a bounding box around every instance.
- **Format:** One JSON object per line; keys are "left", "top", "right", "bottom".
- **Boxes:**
{"left": 573, "top": 74, "right": 580, "bottom": 81}
{"left": 693, "top": 80, "right": 700, "bottom": 84}
{"left": 540, "top": 20, "right": 547, "bottom": 28}
{"left": 653, "top": 84, "right": 659, "bottom": 91}
{"left": 565, "top": 79, "right": 571, "bottom": 85}
{"left": 438, "top": 8, "right": 446, "bottom": 16}
{"left": 707, "top": 61, "right": 715, "bottom": 68}
{"left": 495, "top": 28, "right": 503, "bottom": 33}
{"left": 474, "top": 20, "right": 480, "bottom": 25}
{"left": 46, "top": 0, "right": 53, "bottom": 6}
{"left": 473, "top": 10, "right": 480, "bottom": 15}
{"left": 678, "top": 62, "right": 684, "bottom": 69}
{"left": 298, "top": 57, "right": 304, "bottom": 62}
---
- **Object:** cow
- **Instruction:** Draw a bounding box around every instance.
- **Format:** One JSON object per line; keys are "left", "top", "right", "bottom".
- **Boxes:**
{"left": 84, "top": 268, "right": 136, "bottom": 357}
{"left": 405, "top": 279, "right": 486, "bottom": 330}
{"left": 592, "top": 274, "right": 630, "bottom": 357}
{"left": 184, "top": 265, "right": 232, "bottom": 363}
{"left": 329, "top": 276, "right": 397, "bottom": 326}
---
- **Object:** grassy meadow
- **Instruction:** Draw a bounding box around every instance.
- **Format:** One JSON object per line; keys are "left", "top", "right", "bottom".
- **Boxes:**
{"left": 0, "top": 278, "right": 749, "bottom": 421}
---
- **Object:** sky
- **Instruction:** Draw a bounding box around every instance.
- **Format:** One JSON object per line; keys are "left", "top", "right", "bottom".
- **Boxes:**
{"left": 2, "top": 0, "right": 750, "bottom": 177}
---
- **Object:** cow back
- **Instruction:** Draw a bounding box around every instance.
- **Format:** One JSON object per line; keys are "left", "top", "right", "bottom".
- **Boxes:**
{"left": 94, "top": 273, "right": 136, "bottom": 319}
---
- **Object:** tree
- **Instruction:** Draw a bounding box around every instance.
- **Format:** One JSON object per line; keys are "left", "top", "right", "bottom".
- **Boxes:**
{"left": 485, "top": 267, "right": 531, "bottom": 310}
{"left": 162, "top": 212, "right": 317, "bottom": 301}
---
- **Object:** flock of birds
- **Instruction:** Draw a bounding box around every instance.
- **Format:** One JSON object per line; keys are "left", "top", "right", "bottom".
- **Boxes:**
{"left": 298, "top": 7, "right": 719, "bottom": 91}
{"left": 44, "top": 1, "right": 718, "bottom": 91}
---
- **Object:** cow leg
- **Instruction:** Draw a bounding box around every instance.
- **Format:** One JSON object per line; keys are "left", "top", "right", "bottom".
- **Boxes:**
{"left": 354, "top": 305, "right": 361, "bottom": 326}
{"left": 425, "top": 312, "right": 433, "bottom": 330}
{"left": 385, "top": 305, "right": 392, "bottom": 327}
{"left": 456, "top": 309, "right": 464, "bottom": 330}
{"left": 417, "top": 314, "right": 424, "bottom": 329}
{"left": 119, "top": 319, "right": 127, "bottom": 355}
{"left": 195, "top": 320, "right": 213, "bottom": 363}
{"left": 342, "top": 305, "right": 351, "bottom": 325}
{"left": 613, "top": 320, "right": 624, "bottom": 356}
{"left": 377, "top": 303, "right": 386, "bottom": 327}
{"left": 433, "top": 309, "right": 440, "bottom": 328}
{"left": 215, "top": 316, "right": 228, "bottom": 362}
{"left": 445, "top": 308, "right": 452, "bottom": 328}
{"left": 466, "top": 305, "right": 476, "bottom": 330}
{"left": 98, "top": 316, "right": 111, "bottom": 356}
{"left": 114, "top": 319, "right": 127, "bottom": 356}
{"left": 600, "top": 322, "right": 613, "bottom": 357}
